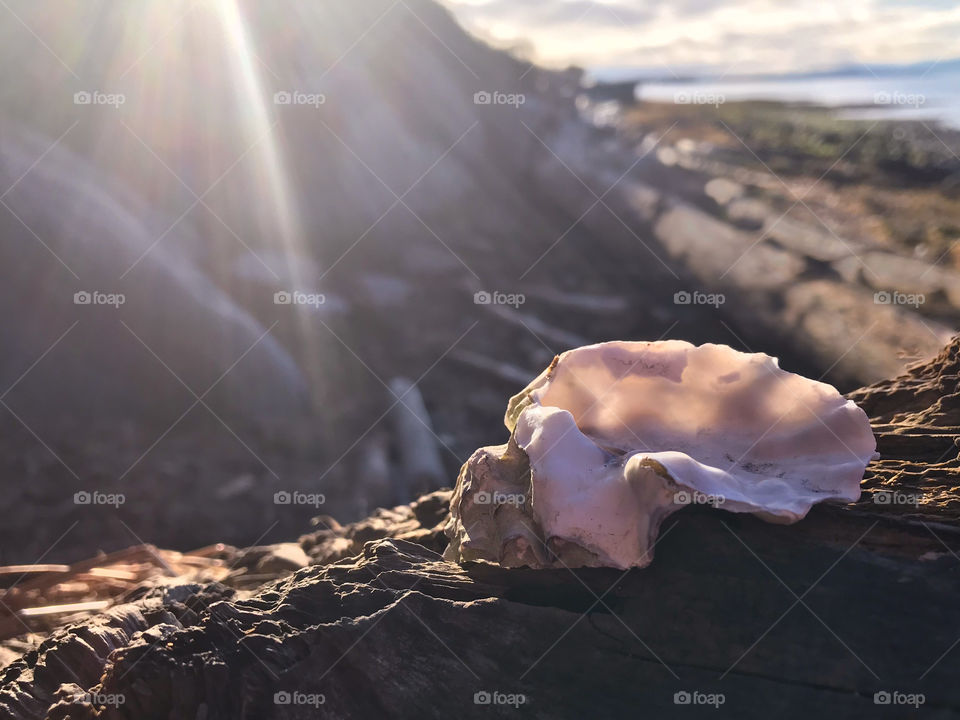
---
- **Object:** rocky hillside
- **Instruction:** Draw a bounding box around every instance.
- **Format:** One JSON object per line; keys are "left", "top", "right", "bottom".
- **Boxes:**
{"left": 0, "top": 0, "right": 754, "bottom": 560}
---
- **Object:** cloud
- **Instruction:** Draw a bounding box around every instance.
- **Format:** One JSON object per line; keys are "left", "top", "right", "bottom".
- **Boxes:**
{"left": 449, "top": 0, "right": 658, "bottom": 30}
{"left": 442, "top": 0, "right": 960, "bottom": 73}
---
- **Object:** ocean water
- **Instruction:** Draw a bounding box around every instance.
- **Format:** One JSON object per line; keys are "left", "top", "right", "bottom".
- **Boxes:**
{"left": 637, "top": 67, "right": 960, "bottom": 129}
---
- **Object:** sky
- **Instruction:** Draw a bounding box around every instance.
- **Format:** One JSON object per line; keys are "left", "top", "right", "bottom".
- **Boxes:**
{"left": 442, "top": 0, "right": 960, "bottom": 78}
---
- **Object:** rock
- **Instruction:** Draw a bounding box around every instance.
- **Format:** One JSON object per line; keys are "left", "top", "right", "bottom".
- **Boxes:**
{"left": 621, "top": 181, "right": 662, "bottom": 221}
{"left": 4, "top": 339, "right": 960, "bottom": 718}
{"left": 725, "top": 197, "right": 767, "bottom": 230}
{"left": 388, "top": 379, "right": 446, "bottom": 502}
{"left": 656, "top": 201, "right": 807, "bottom": 290}
{"left": 654, "top": 200, "right": 953, "bottom": 386}
{"left": 656, "top": 146, "right": 679, "bottom": 166}
{"left": 765, "top": 215, "right": 855, "bottom": 262}
{"left": 834, "top": 251, "right": 960, "bottom": 313}
{"left": 781, "top": 279, "right": 955, "bottom": 383}
{"left": 705, "top": 177, "right": 745, "bottom": 206}
{"left": 300, "top": 491, "right": 451, "bottom": 565}
{"left": 240, "top": 543, "right": 311, "bottom": 575}
{"left": 350, "top": 432, "right": 395, "bottom": 517}
{"left": 0, "top": 585, "right": 234, "bottom": 720}
{"left": 0, "top": 128, "right": 311, "bottom": 427}
{"left": 849, "top": 338, "right": 960, "bottom": 524}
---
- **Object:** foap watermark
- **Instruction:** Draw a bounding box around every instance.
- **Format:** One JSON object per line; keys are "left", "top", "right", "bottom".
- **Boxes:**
{"left": 474, "top": 490, "right": 525, "bottom": 507}
{"left": 674, "top": 490, "right": 726, "bottom": 508}
{"left": 874, "top": 290, "right": 924, "bottom": 307}
{"left": 273, "top": 691, "right": 325, "bottom": 707}
{"left": 274, "top": 490, "right": 326, "bottom": 508}
{"left": 674, "top": 290, "right": 725, "bottom": 308}
{"left": 74, "top": 290, "right": 125, "bottom": 308}
{"left": 274, "top": 90, "right": 326, "bottom": 108}
{"left": 474, "top": 91, "right": 525, "bottom": 108}
{"left": 66, "top": 691, "right": 125, "bottom": 708}
{"left": 474, "top": 290, "right": 525, "bottom": 308}
{"left": 674, "top": 91, "right": 725, "bottom": 107}
{"left": 873, "top": 490, "right": 920, "bottom": 507}
{"left": 274, "top": 290, "right": 326, "bottom": 307}
{"left": 74, "top": 490, "right": 125, "bottom": 508}
{"left": 74, "top": 90, "right": 125, "bottom": 108}
{"left": 874, "top": 691, "right": 925, "bottom": 709}
{"left": 674, "top": 690, "right": 725, "bottom": 708}
{"left": 874, "top": 91, "right": 925, "bottom": 108}
{"left": 474, "top": 691, "right": 526, "bottom": 708}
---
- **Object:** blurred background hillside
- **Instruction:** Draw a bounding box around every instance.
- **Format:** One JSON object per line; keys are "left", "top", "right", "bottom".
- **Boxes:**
{"left": 0, "top": 0, "right": 957, "bottom": 562}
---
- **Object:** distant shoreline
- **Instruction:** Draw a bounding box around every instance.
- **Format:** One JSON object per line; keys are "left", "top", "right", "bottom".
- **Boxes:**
{"left": 589, "top": 57, "right": 960, "bottom": 85}
{"left": 635, "top": 71, "right": 960, "bottom": 130}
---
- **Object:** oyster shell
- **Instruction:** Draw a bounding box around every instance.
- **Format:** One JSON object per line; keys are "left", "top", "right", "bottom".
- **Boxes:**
{"left": 444, "top": 341, "right": 877, "bottom": 569}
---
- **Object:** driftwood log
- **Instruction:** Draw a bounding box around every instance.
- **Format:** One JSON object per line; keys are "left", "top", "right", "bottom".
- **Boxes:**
{"left": 2, "top": 339, "right": 960, "bottom": 719}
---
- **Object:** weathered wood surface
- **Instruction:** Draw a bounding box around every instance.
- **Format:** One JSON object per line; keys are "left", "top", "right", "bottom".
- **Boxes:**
{"left": 2, "top": 340, "right": 959, "bottom": 719}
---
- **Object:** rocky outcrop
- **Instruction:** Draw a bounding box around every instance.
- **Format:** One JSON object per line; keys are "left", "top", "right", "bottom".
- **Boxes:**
{"left": 650, "top": 198, "right": 956, "bottom": 387}
{"left": 619, "top": 119, "right": 960, "bottom": 390}
{"left": 3, "top": 337, "right": 959, "bottom": 719}
{"left": 0, "top": 128, "right": 311, "bottom": 424}
{"left": 850, "top": 338, "right": 960, "bottom": 525}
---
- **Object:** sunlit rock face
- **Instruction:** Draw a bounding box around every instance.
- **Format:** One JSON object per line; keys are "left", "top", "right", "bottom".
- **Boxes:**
{"left": 0, "top": 128, "right": 310, "bottom": 424}
{"left": 445, "top": 341, "right": 877, "bottom": 570}
{"left": 0, "top": 0, "right": 589, "bottom": 436}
